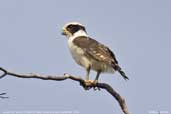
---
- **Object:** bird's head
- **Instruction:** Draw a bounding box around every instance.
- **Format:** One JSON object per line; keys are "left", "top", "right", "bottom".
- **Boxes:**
{"left": 62, "top": 22, "right": 87, "bottom": 38}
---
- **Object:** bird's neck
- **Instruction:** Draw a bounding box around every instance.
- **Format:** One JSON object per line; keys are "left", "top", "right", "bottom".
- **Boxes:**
{"left": 70, "top": 30, "right": 88, "bottom": 39}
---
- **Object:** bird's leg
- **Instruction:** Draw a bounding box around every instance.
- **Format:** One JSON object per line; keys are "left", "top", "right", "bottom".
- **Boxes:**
{"left": 83, "top": 66, "right": 92, "bottom": 90}
{"left": 85, "top": 66, "right": 91, "bottom": 81}
{"left": 94, "top": 70, "right": 101, "bottom": 83}
{"left": 93, "top": 71, "right": 101, "bottom": 90}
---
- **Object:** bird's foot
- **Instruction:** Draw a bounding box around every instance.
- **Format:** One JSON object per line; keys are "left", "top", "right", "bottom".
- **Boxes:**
{"left": 83, "top": 80, "right": 100, "bottom": 90}
{"left": 84, "top": 80, "right": 94, "bottom": 85}
{"left": 82, "top": 80, "right": 93, "bottom": 90}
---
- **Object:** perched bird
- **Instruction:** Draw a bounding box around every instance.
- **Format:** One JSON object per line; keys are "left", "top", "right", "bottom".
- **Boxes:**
{"left": 61, "top": 22, "right": 129, "bottom": 83}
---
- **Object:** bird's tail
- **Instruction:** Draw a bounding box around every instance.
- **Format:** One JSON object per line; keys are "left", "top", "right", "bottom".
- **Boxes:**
{"left": 112, "top": 64, "right": 129, "bottom": 80}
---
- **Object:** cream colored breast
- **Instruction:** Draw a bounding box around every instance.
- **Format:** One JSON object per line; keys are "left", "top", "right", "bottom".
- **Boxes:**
{"left": 68, "top": 38, "right": 91, "bottom": 69}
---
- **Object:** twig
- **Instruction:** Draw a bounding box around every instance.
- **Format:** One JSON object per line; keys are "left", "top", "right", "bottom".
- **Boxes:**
{"left": 0, "top": 93, "right": 8, "bottom": 99}
{"left": 0, "top": 67, "right": 131, "bottom": 114}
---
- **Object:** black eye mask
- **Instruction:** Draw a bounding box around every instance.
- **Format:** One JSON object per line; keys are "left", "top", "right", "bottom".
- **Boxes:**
{"left": 67, "top": 25, "right": 86, "bottom": 35}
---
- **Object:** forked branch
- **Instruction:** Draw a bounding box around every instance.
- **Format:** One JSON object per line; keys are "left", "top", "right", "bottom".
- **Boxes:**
{"left": 0, "top": 93, "right": 8, "bottom": 99}
{"left": 0, "top": 67, "right": 131, "bottom": 114}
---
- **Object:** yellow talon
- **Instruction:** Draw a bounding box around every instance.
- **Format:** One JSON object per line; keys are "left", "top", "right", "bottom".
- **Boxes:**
{"left": 84, "top": 80, "right": 94, "bottom": 86}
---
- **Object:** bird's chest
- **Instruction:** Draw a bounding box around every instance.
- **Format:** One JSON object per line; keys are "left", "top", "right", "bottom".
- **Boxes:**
{"left": 68, "top": 40, "right": 90, "bottom": 68}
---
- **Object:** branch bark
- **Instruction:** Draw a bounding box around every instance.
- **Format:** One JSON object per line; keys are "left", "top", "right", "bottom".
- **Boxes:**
{"left": 0, "top": 67, "right": 131, "bottom": 114}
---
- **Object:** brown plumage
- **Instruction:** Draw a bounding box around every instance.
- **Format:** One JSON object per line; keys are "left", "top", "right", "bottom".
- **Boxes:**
{"left": 62, "top": 22, "right": 129, "bottom": 82}
{"left": 73, "top": 36, "right": 129, "bottom": 80}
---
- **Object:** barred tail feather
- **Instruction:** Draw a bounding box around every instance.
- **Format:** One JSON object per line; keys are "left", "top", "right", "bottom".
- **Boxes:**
{"left": 112, "top": 64, "right": 129, "bottom": 80}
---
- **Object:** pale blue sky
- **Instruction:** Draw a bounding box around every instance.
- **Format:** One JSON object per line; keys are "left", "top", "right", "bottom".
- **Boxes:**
{"left": 0, "top": 0, "right": 171, "bottom": 114}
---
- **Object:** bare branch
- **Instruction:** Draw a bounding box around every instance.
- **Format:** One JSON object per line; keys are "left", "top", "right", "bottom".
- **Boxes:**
{"left": 0, "top": 67, "right": 131, "bottom": 114}
{"left": 0, "top": 93, "right": 8, "bottom": 99}
{"left": 0, "top": 67, "right": 7, "bottom": 79}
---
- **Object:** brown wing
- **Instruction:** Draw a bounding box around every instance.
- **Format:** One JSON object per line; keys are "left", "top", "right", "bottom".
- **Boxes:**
{"left": 73, "top": 36, "right": 129, "bottom": 80}
{"left": 73, "top": 36, "right": 118, "bottom": 65}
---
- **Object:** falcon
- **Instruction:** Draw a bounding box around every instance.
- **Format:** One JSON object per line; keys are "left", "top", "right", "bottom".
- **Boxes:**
{"left": 61, "top": 22, "right": 129, "bottom": 83}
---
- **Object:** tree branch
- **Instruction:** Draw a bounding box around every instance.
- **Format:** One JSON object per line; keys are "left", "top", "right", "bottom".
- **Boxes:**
{"left": 0, "top": 67, "right": 131, "bottom": 114}
{"left": 0, "top": 93, "right": 8, "bottom": 99}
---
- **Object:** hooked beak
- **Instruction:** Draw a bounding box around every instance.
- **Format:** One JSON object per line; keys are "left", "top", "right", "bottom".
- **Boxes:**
{"left": 61, "top": 29, "right": 67, "bottom": 36}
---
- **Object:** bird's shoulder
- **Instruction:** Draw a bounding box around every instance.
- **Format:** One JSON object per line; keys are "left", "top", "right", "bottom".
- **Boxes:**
{"left": 73, "top": 36, "right": 118, "bottom": 64}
